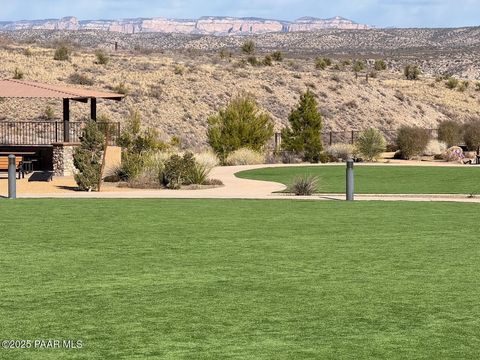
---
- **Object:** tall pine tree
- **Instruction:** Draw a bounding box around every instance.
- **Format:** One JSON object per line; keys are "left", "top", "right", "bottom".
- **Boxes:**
{"left": 281, "top": 90, "right": 323, "bottom": 162}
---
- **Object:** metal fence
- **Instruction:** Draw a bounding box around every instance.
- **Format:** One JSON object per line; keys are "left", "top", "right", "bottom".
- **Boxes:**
{"left": 0, "top": 122, "right": 121, "bottom": 146}
{"left": 272, "top": 128, "right": 439, "bottom": 149}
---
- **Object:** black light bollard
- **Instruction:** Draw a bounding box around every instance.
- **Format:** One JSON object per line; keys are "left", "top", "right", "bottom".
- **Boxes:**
{"left": 346, "top": 158, "right": 354, "bottom": 201}
{"left": 8, "top": 155, "right": 16, "bottom": 199}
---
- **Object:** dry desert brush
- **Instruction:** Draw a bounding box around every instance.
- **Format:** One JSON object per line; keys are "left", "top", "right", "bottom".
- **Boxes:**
{"left": 396, "top": 126, "right": 431, "bottom": 159}
{"left": 438, "top": 120, "right": 464, "bottom": 147}
{"left": 463, "top": 119, "right": 480, "bottom": 153}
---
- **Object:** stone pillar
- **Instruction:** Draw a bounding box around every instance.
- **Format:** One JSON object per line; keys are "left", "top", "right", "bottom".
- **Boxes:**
{"left": 52, "top": 143, "right": 80, "bottom": 177}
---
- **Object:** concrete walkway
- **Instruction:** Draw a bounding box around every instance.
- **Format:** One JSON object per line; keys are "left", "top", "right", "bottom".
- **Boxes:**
{"left": 1, "top": 162, "right": 479, "bottom": 202}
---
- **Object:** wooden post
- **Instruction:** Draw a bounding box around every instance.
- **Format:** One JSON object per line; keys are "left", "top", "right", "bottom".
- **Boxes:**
{"left": 63, "top": 98, "right": 70, "bottom": 142}
{"left": 98, "top": 126, "right": 109, "bottom": 192}
{"left": 91, "top": 97, "right": 97, "bottom": 121}
{"left": 329, "top": 131, "right": 333, "bottom": 146}
{"left": 114, "top": 41, "right": 118, "bottom": 51}
{"left": 351, "top": 130, "right": 355, "bottom": 145}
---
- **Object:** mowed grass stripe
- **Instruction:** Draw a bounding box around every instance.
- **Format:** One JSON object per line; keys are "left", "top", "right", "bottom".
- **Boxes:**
{"left": 0, "top": 199, "right": 479, "bottom": 359}
{"left": 236, "top": 165, "right": 480, "bottom": 194}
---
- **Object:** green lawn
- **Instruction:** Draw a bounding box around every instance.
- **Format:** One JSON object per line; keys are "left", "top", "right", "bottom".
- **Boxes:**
{"left": 236, "top": 165, "right": 480, "bottom": 194}
{"left": 1, "top": 199, "right": 480, "bottom": 359}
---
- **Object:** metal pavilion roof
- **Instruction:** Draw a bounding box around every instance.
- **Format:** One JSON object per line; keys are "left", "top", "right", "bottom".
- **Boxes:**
{"left": 0, "top": 79, "right": 124, "bottom": 101}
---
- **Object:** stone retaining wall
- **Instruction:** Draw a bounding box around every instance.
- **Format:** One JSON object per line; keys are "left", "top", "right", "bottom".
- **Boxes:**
{"left": 52, "top": 143, "right": 80, "bottom": 177}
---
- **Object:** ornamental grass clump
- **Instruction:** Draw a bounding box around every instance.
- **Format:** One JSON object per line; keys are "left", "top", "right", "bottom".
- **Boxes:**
{"left": 326, "top": 143, "right": 356, "bottom": 161}
{"left": 289, "top": 175, "right": 318, "bottom": 196}
{"left": 225, "top": 148, "right": 265, "bottom": 165}
{"left": 356, "top": 128, "right": 386, "bottom": 161}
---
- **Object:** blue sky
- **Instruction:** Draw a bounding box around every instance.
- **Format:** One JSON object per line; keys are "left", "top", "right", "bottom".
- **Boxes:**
{"left": 2, "top": 0, "right": 479, "bottom": 28}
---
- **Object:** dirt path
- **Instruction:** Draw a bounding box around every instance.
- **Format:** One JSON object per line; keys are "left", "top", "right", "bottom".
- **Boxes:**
{"left": 1, "top": 163, "right": 479, "bottom": 202}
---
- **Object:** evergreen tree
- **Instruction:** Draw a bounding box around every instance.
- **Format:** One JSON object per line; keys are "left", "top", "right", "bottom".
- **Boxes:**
{"left": 207, "top": 95, "right": 274, "bottom": 163}
{"left": 281, "top": 90, "right": 323, "bottom": 162}
{"left": 73, "top": 122, "right": 105, "bottom": 191}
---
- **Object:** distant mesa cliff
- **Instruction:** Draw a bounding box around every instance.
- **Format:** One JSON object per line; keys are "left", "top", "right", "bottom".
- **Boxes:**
{"left": 0, "top": 16, "right": 371, "bottom": 35}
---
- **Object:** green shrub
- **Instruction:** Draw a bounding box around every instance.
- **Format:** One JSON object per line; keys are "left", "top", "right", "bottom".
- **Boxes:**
{"left": 95, "top": 50, "right": 109, "bottom": 65}
{"left": 438, "top": 120, "right": 464, "bottom": 147}
{"left": 271, "top": 51, "right": 284, "bottom": 62}
{"left": 186, "top": 162, "right": 211, "bottom": 186}
{"left": 356, "top": 128, "right": 387, "bottom": 161}
{"left": 13, "top": 67, "right": 24, "bottom": 79}
{"left": 73, "top": 122, "right": 105, "bottom": 191}
{"left": 54, "top": 45, "right": 70, "bottom": 61}
{"left": 162, "top": 152, "right": 197, "bottom": 189}
{"left": 262, "top": 55, "right": 273, "bottom": 66}
{"left": 225, "top": 148, "right": 265, "bottom": 165}
{"left": 289, "top": 175, "right": 318, "bottom": 196}
{"left": 353, "top": 60, "right": 365, "bottom": 73}
{"left": 241, "top": 40, "right": 255, "bottom": 55}
{"left": 281, "top": 90, "right": 323, "bottom": 163}
{"left": 445, "top": 77, "right": 459, "bottom": 89}
{"left": 374, "top": 59, "right": 387, "bottom": 71}
{"left": 207, "top": 94, "right": 274, "bottom": 163}
{"left": 458, "top": 81, "right": 469, "bottom": 92}
{"left": 117, "top": 110, "right": 167, "bottom": 181}
{"left": 315, "top": 58, "right": 328, "bottom": 70}
{"left": 174, "top": 64, "right": 185, "bottom": 75}
{"left": 404, "top": 64, "right": 420, "bottom": 80}
{"left": 396, "top": 126, "right": 430, "bottom": 159}
{"left": 119, "top": 110, "right": 166, "bottom": 156}
{"left": 69, "top": 72, "right": 94, "bottom": 86}
{"left": 463, "top": 119, "right": 480, "bottom": 152}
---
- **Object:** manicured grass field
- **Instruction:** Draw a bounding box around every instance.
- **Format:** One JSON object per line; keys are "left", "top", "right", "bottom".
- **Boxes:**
{"left": 236, "top": 165, "right": 480, "bottom": 194}
{"left": 1, "top": 199, "right": 480, "bottom": 359}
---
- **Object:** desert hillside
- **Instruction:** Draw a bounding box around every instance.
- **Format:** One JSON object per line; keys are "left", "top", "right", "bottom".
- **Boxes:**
{"left": 0, "top": 31, "right": 479, "bottom": 148}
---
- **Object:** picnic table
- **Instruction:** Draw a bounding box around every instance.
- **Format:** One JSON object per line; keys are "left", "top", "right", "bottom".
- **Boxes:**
{"left": 0, "top": 152, "right": 37, "bottom": 173}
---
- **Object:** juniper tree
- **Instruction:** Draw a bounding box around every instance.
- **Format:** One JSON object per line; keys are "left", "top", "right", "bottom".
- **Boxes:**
{"left": 73, "top": 121, "right": 105, "bottom": 191}
{"left": 281, "top": 90, "right": 323, "bottom": 163}
{"left": 207, "top": 94, "right": 274, "bottom": 163}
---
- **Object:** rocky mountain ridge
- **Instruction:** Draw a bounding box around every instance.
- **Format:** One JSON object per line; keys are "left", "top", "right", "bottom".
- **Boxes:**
{"left": 0, "top": 16, "right": 371, "bottom": 35}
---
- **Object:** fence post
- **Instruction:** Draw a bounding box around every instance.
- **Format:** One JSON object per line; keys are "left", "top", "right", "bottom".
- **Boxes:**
{"left": 8, "top": 155, "right": 16, "bottom": 199}
{"left": 346, "top": 159, "right": 354, "bottom": 201}
{"left": 351, "top": 130, "right": 355, "bottom": 145}
{"left": 329, "top": 131, "right": 333, "bottom": 146}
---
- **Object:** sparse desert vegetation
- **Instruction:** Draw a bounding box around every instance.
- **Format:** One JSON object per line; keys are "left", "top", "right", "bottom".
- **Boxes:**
{"left": 1, "top": 29, "right": 480, "bottom": 150}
